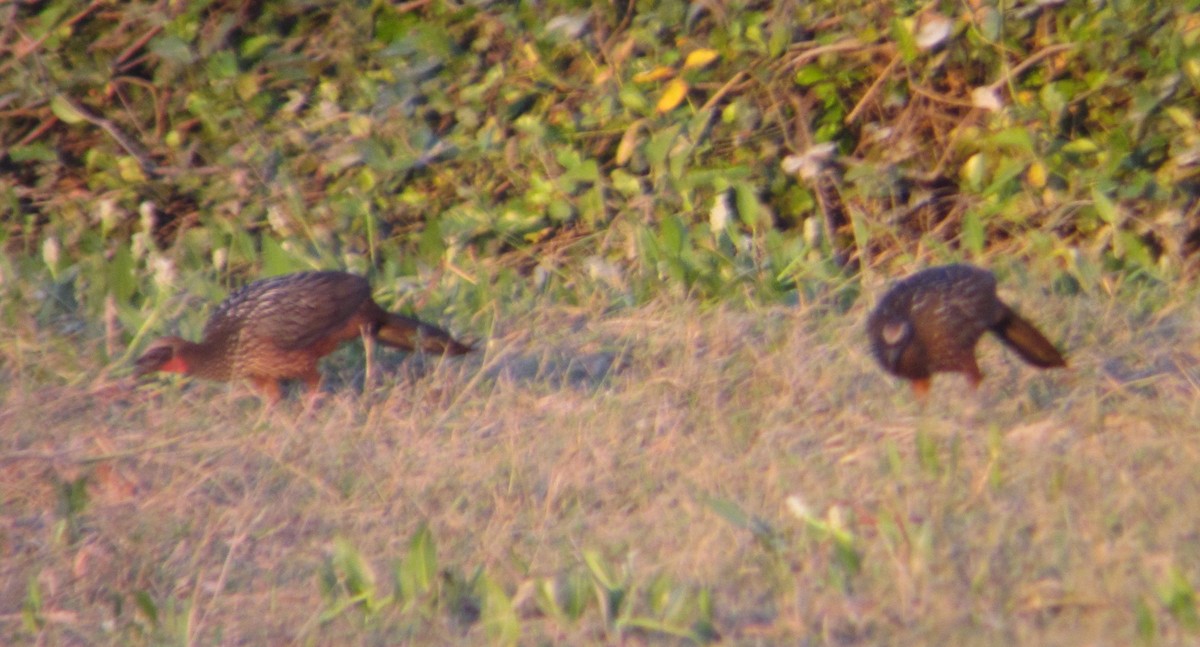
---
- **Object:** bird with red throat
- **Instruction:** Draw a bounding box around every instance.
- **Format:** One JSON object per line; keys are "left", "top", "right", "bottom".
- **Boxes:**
{"left": 134, "top": 271, "right": 472, "bottom": 401}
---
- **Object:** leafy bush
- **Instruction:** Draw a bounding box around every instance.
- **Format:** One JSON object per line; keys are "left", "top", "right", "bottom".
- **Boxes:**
{"left": 2, "top": 1, "right": 1197, "bottom": 326}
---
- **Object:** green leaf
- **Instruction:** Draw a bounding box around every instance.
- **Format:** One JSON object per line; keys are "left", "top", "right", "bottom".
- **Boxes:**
{"left": 206, "top": 50, "right": 238, "bottom": 80}
{"left": 261, "top": 236, "right": 305, "bottom": 277}
{"left": 658, "top": 215, "right": 686, "bottom": 256}
{"left": 562, "top": 571, "right": 591, "bottom": 620}
{"left": 768, "top": 22, "right": 791, "bottom": 58}
{"left": 621, "top": 616, "right": 699, "bottom": 641}
{"left": 407, "top": 22, "right": 454, "bottom": 58}
{"left": 21, "top": 576, "right": 43, "bottom": 632}
{"left": 610, "top": 169, "right": 642, "bottom": 197}
{"left": 240, "top": 34, "right": 276, "bottom": 59}
{"left": 408, "top": 523, "right": 437, "bottom": 595}
{"left": 891, "top": 17, "right": 919, "bottom": 62}
{"left": 962, "top": 211, "right": 984, "bottom": 255}
{"left": 793, "top": 65, "right": 827, "bottom": 86}
{"left": 480, "top": 575, "right": 520, "bottom": 647}
{"left": 134, "top": 590, "right": 158, "bottom": 626}
{"left": 916, "top": 430, "right": 940, "bottom": 474}
{"left": 332, "top": 538, "right": 375, "bottom": 599}
{"left": 644, "top": 124, "right": 682, "bottom": 175}
{"left": 373, "top": 4, "right": 408, "bottom": 44}
{"left": 975, "top": 5, "right": 1002, "bottom": 41}
{"left": 1115, "top": 230, "right": 1153, "bottom": 268}
{"left": 419, "top": 218, "right": 446, "bottom": 259}
{"left": 1136, "top": 597, "right": 1156, "bottom": 642}
{"left": 149, "top": 34, "right": 196, "bottom": 65}
{"left": 535, "top": 578, "right": 566, "bottom": 622}
{"left": 1161, "top": 569, "right": 1200, "bottom": 630}
{"left": 1091, "top": 187, "right": 1120, "bottom": 225}
{"left": 8, "top": 143, "right": 57, "bottom": 162}
{"left": 582, "top": 550, "right": 618, "bottom": 591}
{"left": 985, "top": 127, "right": 1034, "bottom": 153}
{"left": 49, "top": 95, "right": 86, "bottom": 124}
{"left": 108, "top": 243, "right": 136, "bottom": 305}
{"left": 702, "top": 496, "right": 752, "bottom": 529}
{"left": 1062, "top": 138, "right": 1100, "bottom": 155}
{"left": 734, "top": 182, "right": 762, "bottom": 228}
{"left": 618, "top": 86, "right": 649, "bottom": 112}
{"left": 961, "top": 153, "right": 987, "bottom": 192}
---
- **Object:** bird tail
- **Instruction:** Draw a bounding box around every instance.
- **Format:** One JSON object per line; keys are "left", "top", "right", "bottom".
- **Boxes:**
{"left": 991, "top": 305, "right": 1066, "bottom": 368}
{"left": 376, "top": 312, "right": 473, "bottom": 355}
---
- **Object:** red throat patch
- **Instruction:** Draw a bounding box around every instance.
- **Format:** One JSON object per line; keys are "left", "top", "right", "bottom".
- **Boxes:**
{"left": 159, "top": 354, "right": 190, "bottom": 374}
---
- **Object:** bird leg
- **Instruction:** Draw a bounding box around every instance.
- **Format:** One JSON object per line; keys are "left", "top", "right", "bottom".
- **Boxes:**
{"left": 249, "top": 375, "right": 283, "bottom": 404}
{"left": 360, "top": 324, "right": 375, "bottom": 394}
{"left": 911, "top": 378, "right": 931, "bottom": 401}
{"left": 299, "top": 368, "right": 326, "bottom": 411}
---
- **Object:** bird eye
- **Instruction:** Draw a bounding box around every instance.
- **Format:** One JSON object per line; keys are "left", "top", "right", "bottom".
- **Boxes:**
{"left": 881, "top": 321, "right": 908, "bottom": 345}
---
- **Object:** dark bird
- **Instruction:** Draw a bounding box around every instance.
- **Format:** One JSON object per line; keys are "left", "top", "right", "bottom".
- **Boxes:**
{"left": 134, "top": 271, "right": 472, "bottom": 401}
{"left": 866, "top": 264, "right": 1066, "bottom": 398}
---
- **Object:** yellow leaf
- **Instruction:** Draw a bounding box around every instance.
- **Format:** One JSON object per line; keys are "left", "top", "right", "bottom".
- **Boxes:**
{"left": 524, "top": 226, "right": 554, "bottom": 243}
{"left": 522, "top": 42, "right": 539, "bottom": 64}
{"left": 656, "top": 78, "right": 688, "bottom": 113}
{"left": 118, "top": 157, "right": 146, "bottom": 183}
{"left": 1026, "top": 161, "right": 1047, "bottom": 189}
{"left": 615, "top": 119, "right": 646, "bottom": 166}
{"left": 632, "top": 66, "right": 675, "bottom": 83}
{"left": 683, "top": 49, "right": 719, "bottom": 70}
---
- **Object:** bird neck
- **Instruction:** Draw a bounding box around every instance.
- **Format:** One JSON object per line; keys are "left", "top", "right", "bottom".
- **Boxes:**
{"left": 173, "top": 338, "right": 233, "bottom": 380}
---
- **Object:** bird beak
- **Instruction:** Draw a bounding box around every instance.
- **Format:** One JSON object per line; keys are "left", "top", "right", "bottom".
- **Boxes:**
{"left": 133, "top": 346, "right": 174, "bottom": 377}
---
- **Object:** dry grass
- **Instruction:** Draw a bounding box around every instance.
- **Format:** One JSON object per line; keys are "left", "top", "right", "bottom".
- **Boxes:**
{"left": 3, "top": 283, "right": 1200, "bottom": 645}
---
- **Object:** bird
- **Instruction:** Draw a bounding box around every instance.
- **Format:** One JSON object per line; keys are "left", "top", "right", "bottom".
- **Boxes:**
{"left": 866, "top": 264, "right": 1066, "bottom": 398}
{"left": 134, "top": 271, "right": 473, "bottom": 401}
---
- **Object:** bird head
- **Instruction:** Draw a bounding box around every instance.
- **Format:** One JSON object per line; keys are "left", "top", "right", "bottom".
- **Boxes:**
{"left": 134, "top": 336, "right": 192, "bottom": 377}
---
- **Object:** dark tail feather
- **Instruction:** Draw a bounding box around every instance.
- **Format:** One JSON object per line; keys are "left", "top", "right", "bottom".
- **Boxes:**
{"left": 991, "top": 305, "right": 1066, "bottom": 368}
{"left": 376, "top": 312, "right": 473, "bottom": 355}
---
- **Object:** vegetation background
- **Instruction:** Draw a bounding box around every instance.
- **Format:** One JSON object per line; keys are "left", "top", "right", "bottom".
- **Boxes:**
{"left": 3, "top": 0, "right": 1200, "bottom": 644}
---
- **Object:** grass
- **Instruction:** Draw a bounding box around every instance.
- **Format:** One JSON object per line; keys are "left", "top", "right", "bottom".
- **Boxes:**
{"left": 3, "top": 275, "right": 1200, "bottom": 645}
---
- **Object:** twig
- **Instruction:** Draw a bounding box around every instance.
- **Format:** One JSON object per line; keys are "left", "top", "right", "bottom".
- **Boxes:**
{"left": 845, "top": 53, "right": 902, "bottom": 125}
{"left": 699, "top": 71, "right": 749, "bottom": 113}
{"left": 0, "top": 0, "right": 106, "bottom": 75}
{"left": 55, "top": 94, "right": 161, "bottom": 176}
{"left": 780, "top": 39, "right": 887, "bottom": 72}
{"left": 988, "top": 43, "right": 1075, "bottom": 91}
{"left": 113, "top": 25, "right": 164, "bottom": 70}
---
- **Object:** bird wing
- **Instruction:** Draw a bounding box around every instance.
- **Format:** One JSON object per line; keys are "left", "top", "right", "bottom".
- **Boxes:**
{"left": 210, "top": 272, "right": 372, "bottom": 351}
{"left": 270, "top": 272, "right": 372, "bottom": 351}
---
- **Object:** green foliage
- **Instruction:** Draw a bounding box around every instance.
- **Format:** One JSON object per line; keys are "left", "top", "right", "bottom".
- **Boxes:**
{"left": 128, "top": 592, "right": 192, "bottom": 647}
{"left": 1158, "top": 568, "right": 1200, "bottom": 632}
{"left": 709, "top": 494, "right": 866, "bottom": 598}
{"left": 316, "top": 526, "right": 717, "bottom": 643}
{"left": 2, "top": 0, "right": 1197, "bottom": 335}
{"left": 319, "top": 538, "right": 387, "bottom": 624}
{"left": 5, "top": 4, "right": 1200, "bottom": 641}
{"left": 55, "top": 474, "right": 89, "bottom": 544}
{"left": 479, "top": 574, "right": 520, "bottom": 646}
{"left": 21, "top": 576, "right": 42, "bottom": 634}
{"left": 703, "top": 496, "right": 787, "bottom": 553}
{"left": 394, "top": 522, "right": 438, "bottom": 611}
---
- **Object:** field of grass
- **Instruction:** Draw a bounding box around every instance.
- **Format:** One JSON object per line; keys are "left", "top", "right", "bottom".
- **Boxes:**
{"left": 4, "top": 268, "right": 1199, "bottom": 645}
{"left": 5, "top": 0, "right": 1200, "bottom": 644}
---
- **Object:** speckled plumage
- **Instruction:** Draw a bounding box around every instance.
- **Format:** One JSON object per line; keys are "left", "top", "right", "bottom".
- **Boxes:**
{"left": 866, "top": 264, "right": 1065, "bottom": 397}
{"left": 135, "top": 271, "right": 472, "bottom": 400}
